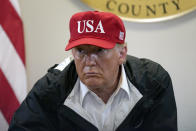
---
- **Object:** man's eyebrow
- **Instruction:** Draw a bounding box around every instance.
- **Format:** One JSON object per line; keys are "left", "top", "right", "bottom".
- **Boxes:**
{"left": 75, "top": 47, "right": 82, "bottom": 50}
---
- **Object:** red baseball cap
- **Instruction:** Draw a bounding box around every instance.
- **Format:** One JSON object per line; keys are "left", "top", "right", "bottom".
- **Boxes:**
{"left": 65, "top": 11, "right": 126, "bottom": 51}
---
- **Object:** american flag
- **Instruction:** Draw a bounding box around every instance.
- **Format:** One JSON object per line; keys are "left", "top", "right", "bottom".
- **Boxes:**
{"left": 0, "top": 0, "right": 27, "bottom": 130}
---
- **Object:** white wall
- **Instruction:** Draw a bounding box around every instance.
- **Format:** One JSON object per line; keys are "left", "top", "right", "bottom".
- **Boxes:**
{"left": 19, "top": 0, "right": 196, "bottom": 131}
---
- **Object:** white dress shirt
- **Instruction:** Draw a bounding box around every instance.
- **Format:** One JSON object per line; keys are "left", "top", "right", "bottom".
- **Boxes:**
{"left": 64, "top": 65, "right": 142, "bottom": 131}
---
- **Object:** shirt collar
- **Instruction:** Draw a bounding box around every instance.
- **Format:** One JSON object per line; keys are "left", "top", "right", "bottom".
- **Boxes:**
{"left": 79, "top": 65, "right": 131, "bottom": 105}
{"left": 80, "top": 80, "right": 89, "bottom": 105}
{"left": 120, "top": 65, "right": 131, "bottom": 99}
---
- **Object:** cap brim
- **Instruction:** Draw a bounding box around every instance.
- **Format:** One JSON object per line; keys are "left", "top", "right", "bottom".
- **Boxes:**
{"left": 65, "top": 37, "right": 116, "bottom": 51}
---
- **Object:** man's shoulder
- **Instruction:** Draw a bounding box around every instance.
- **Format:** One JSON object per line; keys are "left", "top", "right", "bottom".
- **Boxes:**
{"left": 29, "top": 59, "right": 77, "bottom": 107}
{"left": 125, "top": 55, "right": 169, "bottom": 77}
{"left": 35, "top": 57, "right": 76, "bottom": 89}
{"left": 124, "top": 55, "right": 171, "bottom": 92}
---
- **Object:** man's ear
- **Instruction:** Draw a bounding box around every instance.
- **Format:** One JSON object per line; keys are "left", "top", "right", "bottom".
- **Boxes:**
{"left": 119, "top": 46, "right": 127, "bottom": 65}
{"left": 71, "top": 49, "right": 75, "bottom": 58}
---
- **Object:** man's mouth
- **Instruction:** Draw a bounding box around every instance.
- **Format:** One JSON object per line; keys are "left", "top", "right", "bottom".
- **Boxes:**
{"left": 84, "top": 72, "right": 100, "bottom": 77}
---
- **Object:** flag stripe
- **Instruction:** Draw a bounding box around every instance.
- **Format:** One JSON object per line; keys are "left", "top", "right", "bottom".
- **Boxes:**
{"left": 0, "top": 25, "right": 27, "bottom": 103}
{"left": 0, "top": 0, "right": 25, "bottom": 65}
{"left": 10, "top": 0, "right": 21, "bottom": 16}
{"left": 0, "top": 0, "right": 27, "bottom": 129}
{"left": 0, "top": 68, "right": 20, "bottom": 123}
{"left": 0, "top": 112, "right": 8, "bottom": 130}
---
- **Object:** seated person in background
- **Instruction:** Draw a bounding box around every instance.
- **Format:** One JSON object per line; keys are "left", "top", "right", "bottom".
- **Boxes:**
{"left": 9, "top": 11, "right": 177, "bottom": 131}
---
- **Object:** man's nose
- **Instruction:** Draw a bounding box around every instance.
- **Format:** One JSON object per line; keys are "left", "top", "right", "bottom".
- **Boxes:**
{"left": 84, "top": 53, "right": 97, "bottom": 66}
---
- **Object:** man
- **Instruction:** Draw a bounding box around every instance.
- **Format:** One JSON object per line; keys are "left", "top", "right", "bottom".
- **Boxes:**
{"left": 9, "top": 11, "right": 177, "bottom": 131}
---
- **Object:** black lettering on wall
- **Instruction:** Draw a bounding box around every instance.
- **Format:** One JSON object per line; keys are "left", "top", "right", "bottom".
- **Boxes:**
{"left": 118, "top": 3, "right": 129, "bottom": 14}
{"left": 131, "top": 5, "right": 141, "bottom": 16}
{"left": 106, "top": 0, "right": 117, "bottom": 11}
{"left": 172, "top": 0, "right": 180, "bottom": 10}
{"left": 159, "top": 2, "right": 169, "bottom": 14}
{"left": 146, "top": 5, "right": 156, "bottom": 16}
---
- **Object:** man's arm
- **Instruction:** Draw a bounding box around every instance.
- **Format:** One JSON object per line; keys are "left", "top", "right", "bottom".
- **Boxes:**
{"left": 8, "top": 77, "right": 58, "bottom": 131}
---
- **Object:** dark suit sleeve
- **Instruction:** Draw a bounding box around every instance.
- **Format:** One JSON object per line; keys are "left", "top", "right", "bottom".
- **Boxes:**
{"left": 143, "top": 73, "right": 178, "bottom": 131}
{"left": 8, "top": 78, "right": 57, "bottom": 131}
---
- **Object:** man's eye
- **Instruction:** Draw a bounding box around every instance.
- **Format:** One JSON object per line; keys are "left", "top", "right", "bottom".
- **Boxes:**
{"left": 97, "top": 48, "right": 106, "bottom": 53}
{"left": 77, "top": 48, "right": 85, "bottom": 54}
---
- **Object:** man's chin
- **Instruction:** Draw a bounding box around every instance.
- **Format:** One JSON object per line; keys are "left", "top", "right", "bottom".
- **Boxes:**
{"left": 83, "top": 78, "right": 102, "bottom": 88}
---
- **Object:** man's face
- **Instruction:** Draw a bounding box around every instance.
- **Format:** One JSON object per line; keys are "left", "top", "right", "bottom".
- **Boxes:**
{"left": 72, "top": 44, "right": 127, "bottom": 91}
